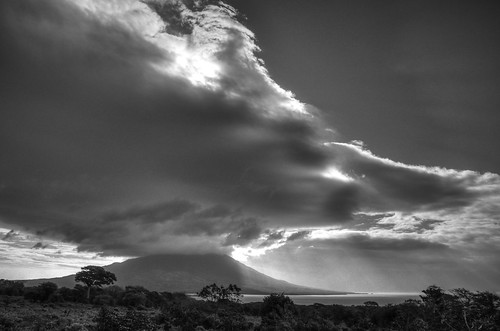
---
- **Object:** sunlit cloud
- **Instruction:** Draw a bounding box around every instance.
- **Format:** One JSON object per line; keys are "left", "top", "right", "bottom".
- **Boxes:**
{"left": 0, "top": 0, "right": 499, "bottom": 290}
{"left": 322, "top": 167, "right": 355, "bottom": 182}
{"left": 0, "top": 227, "right": 126, "bottom": 279}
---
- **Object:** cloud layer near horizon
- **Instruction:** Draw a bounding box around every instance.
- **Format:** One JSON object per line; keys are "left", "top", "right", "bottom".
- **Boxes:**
{"left": 1, "top": 0, "right": 499, "bottom": 289}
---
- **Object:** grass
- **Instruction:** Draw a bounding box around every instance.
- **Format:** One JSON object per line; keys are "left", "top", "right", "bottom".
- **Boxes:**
{"left": 0, "top": 296, "right": 161, "bottom": 331}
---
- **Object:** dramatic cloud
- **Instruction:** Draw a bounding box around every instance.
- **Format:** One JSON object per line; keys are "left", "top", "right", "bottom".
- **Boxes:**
{"left": 0, "top": 0, "right": 499, "bottom": 289}
{"left": 0, "top": 227, "right": 124, "bottom": 279}
{"left": 244, "top": 232, "right": 500, "bottom": 292}
{"left": 0, "top": 0, "right": 332, "bottom": 252}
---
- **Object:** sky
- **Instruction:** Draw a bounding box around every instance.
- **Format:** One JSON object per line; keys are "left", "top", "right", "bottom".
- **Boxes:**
{"left": 0, "top": 0, "right": 499, "bottom": 292}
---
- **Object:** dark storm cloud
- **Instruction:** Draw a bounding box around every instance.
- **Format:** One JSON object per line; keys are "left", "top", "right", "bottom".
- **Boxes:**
{"left": 317, "top": 234, "right": 448, "bottom": 251}
{"left": 328, "top": 143, "right": 482, "bottom": 213}
{"left": 258, "top": 230, "right": 285, "bottom": 247}
{"left": 103, "top": 200, "right": 198, "bottom": 224}
{"left": 229, "top": 0, "right": 500, "bottom": 175}
{"left": 0, "top": 0, "right": 341, "bottom": 254}
{"left": 323, "top": 184, "right": 361, "bottom": 220}
{"left": 1, "top": 0, "right": 499, "bottom": 260}
{"left": 266, "top": 230, "right": 285, "bottom": 241}
{"left": 286, "top": 230, "right": 310, "bottom": 242}
{"left": 16, "top": 198, "right": 265, "bottom": 255}
{"left": 222, "top": 218, "right": 263, "bottom": 246}
{"left": 346, "top": 213, "right": 395, "bottom": 231}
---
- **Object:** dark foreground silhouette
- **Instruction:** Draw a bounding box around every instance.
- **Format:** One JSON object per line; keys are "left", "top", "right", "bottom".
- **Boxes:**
{"left": 1, "top": 278, "right": 499, "bottom": 330}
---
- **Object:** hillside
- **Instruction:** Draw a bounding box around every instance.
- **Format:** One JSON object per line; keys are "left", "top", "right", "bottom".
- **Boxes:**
{"left": 22, "top": 254, "right": 344, "bottom": 294}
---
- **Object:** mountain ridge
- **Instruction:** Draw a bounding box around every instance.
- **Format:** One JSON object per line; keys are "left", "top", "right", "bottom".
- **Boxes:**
{"left": 22, "top": 254, "right": 346, "bottom": 295}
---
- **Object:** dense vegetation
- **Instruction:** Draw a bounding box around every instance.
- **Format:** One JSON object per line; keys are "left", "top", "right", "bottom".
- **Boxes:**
{"left": 1, "top": 268, "right": 499, "bottom": 330}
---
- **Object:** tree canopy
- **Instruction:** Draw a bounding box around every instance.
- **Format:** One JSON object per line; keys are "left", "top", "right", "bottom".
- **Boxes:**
{"left": 197, "top": 283, "right": 242, "bottom": 303}
{"left": 75, "top": 265, "right": 116, "bottom": 299}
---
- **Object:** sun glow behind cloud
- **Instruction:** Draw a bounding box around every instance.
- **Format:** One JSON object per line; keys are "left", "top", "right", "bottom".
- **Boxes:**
{"left": 71, "top": 0, "right": 308, "bottom": 113}
{"left": 322, "top": 167, "right": 354, "bottom": 182}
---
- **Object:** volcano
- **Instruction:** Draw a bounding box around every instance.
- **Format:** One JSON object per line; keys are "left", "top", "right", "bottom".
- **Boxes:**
{"left": 23, "top": 254, "right": 344, "bottom": 294}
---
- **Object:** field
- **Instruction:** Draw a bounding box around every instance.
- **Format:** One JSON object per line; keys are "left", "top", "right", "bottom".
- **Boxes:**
{"left": 0, "top": 295, "right": 260, "bottom": 331}
{"left": 0, "top": 296, "right": 152, "bottom": 330}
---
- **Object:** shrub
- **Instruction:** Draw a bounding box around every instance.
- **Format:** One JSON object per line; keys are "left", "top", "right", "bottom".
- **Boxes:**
{"left": 261, "top": 293, "right": 295, "bottom": 317}
{"left": 95, "top": 306, "right": 120, "bottom": 331}
{"left": 161, "top": 303, "right": 207, "bottom": 330}
{"left": 23, "top": 282, "right": 58, "bottom": 302}
{"left": 0, "top": 279, "right": 24, "bottom": 296}
{"left": 122, "top": 310, "right": 156, "bottom": 331}
{"left": 67, "top": 323, "right": 89, "bottom": 331}
{"left": 197, "top": 283, "right": 242, "bottom": 303}
{"left": 93, "top": 294, "right": 115, "bottom": 306}
{"left": 121, "top": 286, "right": 148, "bottom": 307}
{"left": 0, "top": 315, "right": 17, "bottom": 331}
{"left": 260, "top": 293, "right": 298, "bottom": 330}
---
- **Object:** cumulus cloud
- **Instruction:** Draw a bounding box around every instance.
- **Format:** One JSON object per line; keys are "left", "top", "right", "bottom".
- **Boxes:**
{"left": 0, "top": 0, "right": 499, "bottom": 288}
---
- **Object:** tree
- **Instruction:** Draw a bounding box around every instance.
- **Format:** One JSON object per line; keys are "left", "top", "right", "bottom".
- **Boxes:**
{"left": 23, "top": 282, "right": 58, "bottom": 302}
{"left": 261, "top": 293, "right": 296, "bottom": 317}
{"left": 38, "top": 282, "right": 58, "bottom": 301}
{"left": 75, "top": 266, "right": 116, "bottom": 300}
{"left": 0, "top": 279, "right": 24, "bottom": 296}
{"left": 197, "top": 283, "right": 242, "bottom": 303}
{"left": 261, "top": 293, "right": 298, "bottom": 330}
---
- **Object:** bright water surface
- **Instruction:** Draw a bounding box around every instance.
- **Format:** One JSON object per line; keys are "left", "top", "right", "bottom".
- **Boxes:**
{"left": 240, "top": 293, "right": 422, "bottom": 306}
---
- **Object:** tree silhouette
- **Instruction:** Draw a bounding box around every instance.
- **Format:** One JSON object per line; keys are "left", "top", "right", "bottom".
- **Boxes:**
{"left": 197, "top": 283, "right": 242, "bottom": 303}
{"left": 75, "top": 266, "right": 116, "bottom": 300}
{"left": 261, "top": 293, "right": 298, "bottom": 329}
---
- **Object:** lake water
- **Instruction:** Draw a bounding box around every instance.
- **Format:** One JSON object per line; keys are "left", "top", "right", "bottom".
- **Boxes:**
{"left": 240, "top": 293, "right": 422, "bottom": 306}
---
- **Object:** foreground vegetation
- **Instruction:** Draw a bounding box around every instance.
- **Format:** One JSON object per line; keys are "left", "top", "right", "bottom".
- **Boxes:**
{"left": 1, "top": 272, "right": 499, "bottom": 330}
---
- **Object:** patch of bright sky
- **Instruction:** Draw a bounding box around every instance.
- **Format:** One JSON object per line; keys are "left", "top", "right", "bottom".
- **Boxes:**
{"left": 231, "top": 227, "right": 364, "bottom": 262}
{"left": 0, "top": 227, "right": 126, "bottom": 279}
{"left": 231, "top": 229, "right": 304, "bottom": 262}
{"left": 321, "top": 166, "right": 354, "bottom": 182}
{"left": 231, "top": 227, "right": 363, "bottom": 262}
{"left": 231, "top": 246, "right": 263, "bottom": 262}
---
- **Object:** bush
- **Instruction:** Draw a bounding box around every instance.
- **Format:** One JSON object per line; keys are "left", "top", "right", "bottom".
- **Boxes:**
{"left": 0, "top": 279, "right": 24, "bottom": 296}
{"left": 261, "top": 293, "right": 295, "bottom": 317}
{"left": 198, "top": 283, "right": 242, "bottom": 303}
{"left": 161, "top": 303, "right": 207, "bottom": 330}
{"left": 0, "top": 315, "right": 17, "bottom": 331}
{"left": 95, "top": 306, "right": 121, "bottom": 331}
{"left": 23, "top": 282, "right": 58, "bottom": 302}
{"left": 67, "top": 323, "right": 89, "bottom": 331}
{"left": 260, "top": 293, "right": 298, "bottom": 330}
{"left": 121, "top": 286, "right": 148, "bottom": 307}
{"left": 95, "top": 306, "right": 157, "bottom": 331}
{"left": 122, "top": 310, "right": 156, "bottom": 331}
{"left": 93, "top": 294, "right": 115, "bottom": 306}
